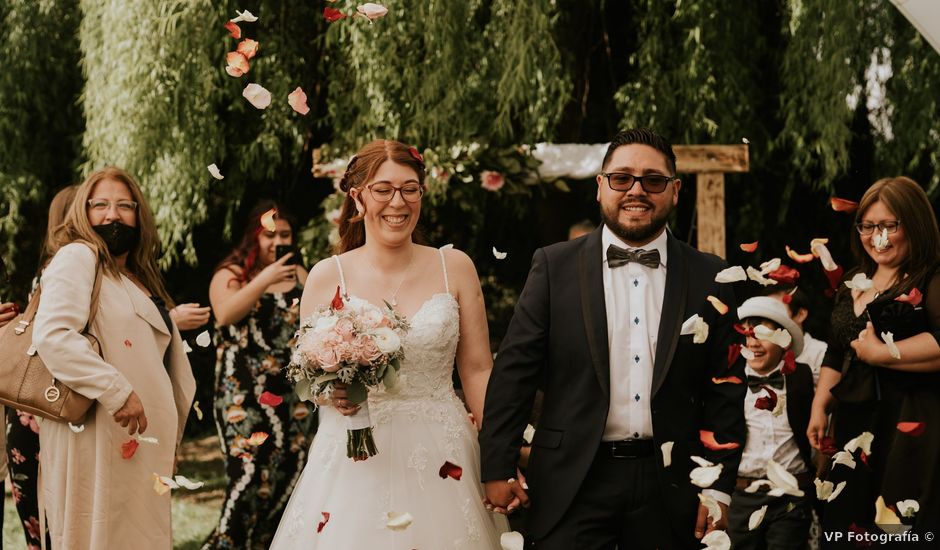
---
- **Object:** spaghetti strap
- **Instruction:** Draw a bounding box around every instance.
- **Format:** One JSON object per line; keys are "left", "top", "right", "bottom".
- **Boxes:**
{"left": 438, "top": 248, "right": 450, "bottom": 294}
{"left": 332, "top": 255, "right": 347, "bottom": 295}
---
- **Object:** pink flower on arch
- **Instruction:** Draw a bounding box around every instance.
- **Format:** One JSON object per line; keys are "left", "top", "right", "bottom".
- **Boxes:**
{"left": 480, "top": 170, "right": 505, "bottom": 192}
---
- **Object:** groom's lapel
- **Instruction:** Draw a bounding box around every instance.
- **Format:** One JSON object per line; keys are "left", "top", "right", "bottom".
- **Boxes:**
{"left": 651, "top": 233, "right": 688, "bottom": 397}
{"left": 579, "top": 227, "right": 610, "bottom": 400}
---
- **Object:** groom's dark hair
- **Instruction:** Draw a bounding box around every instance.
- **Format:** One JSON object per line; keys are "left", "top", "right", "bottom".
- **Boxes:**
{"left": 602, "top": 128, "right": 677, "bottom": 175}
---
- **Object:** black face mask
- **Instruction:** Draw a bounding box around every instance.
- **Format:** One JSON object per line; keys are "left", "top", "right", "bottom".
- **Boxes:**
{"left": 93, "top": 222, "right": 140, "bottom": 257}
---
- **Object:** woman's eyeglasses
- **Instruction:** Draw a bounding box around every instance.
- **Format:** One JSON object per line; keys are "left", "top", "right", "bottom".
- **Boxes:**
{"left": 367, "top": 183, "right": 424, "bottom": 203}
{"left": 855, "top": 220, "right": 900, "bottom": 235}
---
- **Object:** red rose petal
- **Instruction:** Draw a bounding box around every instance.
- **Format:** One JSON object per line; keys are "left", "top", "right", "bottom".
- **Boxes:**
{"left": 124, "top": 339, "right": 132, "bottom": 348}
{"left": 859, "top": 451, "right": 869, "bottom": 466}
{"left": 895, "top": 288, "right": 923, "bottom": 307}
{"left": 121, "top": 439, "right": 140, "bottom": 459}
{"left": 317, "top": 511, "right": 330, "bottom": 533}
{"left": 438, "top": 461, "right": 463, "bottom": 480}
{"left": 712, "top": 376, "right": 743, "bottom": 385}
{"left": 830, "top": 197, "right": 859, "bottom": 213}
{"left": 259, "top": 391, "right": 283, "bottom": 407}
{"left": 754, "top": 386, "right": 778, "bottom": 411}
{"left": 408, "top": 146, "right": 423, "bottom": 164}
{"left": 224, "top": 21, "right": 241, "bottom": 39}
{"left": 781, "top": 350, "right": 796, "bottom": 375}
{"left": 824, "top": 265, "right": 844, "bottom": 291}
{"left": 236, "top": 39, "right": 259, "bottom": 60}
{"left": 818, "top": 436, "right": 837, "bottom": 457}
{"left": 767, "top": 264, "right": 800, "bottom": 285}
{"left": 727, "top": 343, "right": 742, "bottom": 367}
{"left": 225, "top": 51, "right": 250, "bottom": 77}
{"left": 323, "top": 7, "right": 346, "bottom": 22}
{"left": 706, "top": 295, "right": 729, "bottom": 315}
{"left": 740, "top": 241, "right": 758, "bottom": 253}
{"left": 786, "top": 246, "right": 815, "bottom": 264}
{"left": 699, "top": 429, "right": 740, "bottom": 450}
{"left": 331, "top": 285, "right": 344, "bottom": 310}
{"left": 733, "top": 324, "right": 755, "bottom": 337}
{"left": 897, "top": 421, "right": 926, "bottom": 436}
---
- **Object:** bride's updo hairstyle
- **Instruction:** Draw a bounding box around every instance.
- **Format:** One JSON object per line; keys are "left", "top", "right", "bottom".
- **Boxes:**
{"left": 336, "top": 139, "right": 426, "bottom": 253}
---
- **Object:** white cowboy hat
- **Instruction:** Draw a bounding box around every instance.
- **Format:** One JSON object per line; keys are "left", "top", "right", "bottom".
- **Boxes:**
{"left": 736, "top": 296, "right": 804, "bottom": 357}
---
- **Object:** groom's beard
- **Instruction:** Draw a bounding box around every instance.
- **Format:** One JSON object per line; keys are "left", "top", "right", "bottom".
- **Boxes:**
{"left": 599, "top": 199, "right": 672, "bottom": 245}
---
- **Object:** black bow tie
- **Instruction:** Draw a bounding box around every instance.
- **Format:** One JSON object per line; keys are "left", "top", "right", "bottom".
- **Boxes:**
{"left": 606, "top": 244, "right": 661, "bottom": 269}
{"left": 747, "top": 371, "right": 785, "bottom": 392}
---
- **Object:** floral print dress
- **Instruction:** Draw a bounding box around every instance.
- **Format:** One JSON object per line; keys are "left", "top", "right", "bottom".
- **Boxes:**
{"left": 203, "top": 285, "right": 317, "bottom": 550}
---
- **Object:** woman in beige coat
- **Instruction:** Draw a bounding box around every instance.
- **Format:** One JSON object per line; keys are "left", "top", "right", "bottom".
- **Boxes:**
{"left": 33, "top": 167, "right": 196, "bottom": 549}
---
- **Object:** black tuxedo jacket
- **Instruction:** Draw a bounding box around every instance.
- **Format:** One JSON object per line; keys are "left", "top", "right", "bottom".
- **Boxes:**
{"left": 480, "top": 227, "right": 747, "bottom": 540}
{"left": 783, "top": 362, "right": 816, "bottom": 472}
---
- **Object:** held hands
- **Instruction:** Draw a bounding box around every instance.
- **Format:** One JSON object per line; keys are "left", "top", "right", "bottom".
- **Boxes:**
{"left": 850, "top": 322, "right": 889, "bottom": 365}
{"left": 0, "top": 302, "right": 18, "bottom": 328}
{"left": 169, "top": 303, "right": 211, "bottom": 331}
{"left": 113, "top": 391, "right": 148, "bottom": 435}
{"left": 257, "top": 254, "right": 297, "bottom": 288}
{"left": 331, "top": 382, "right": 361, "bottom": 416}
{"left": 694, "top": 500, "right": 728, "bottom": 539}
{"left": 483, "top": 469, "right": 530, "bottom": 515}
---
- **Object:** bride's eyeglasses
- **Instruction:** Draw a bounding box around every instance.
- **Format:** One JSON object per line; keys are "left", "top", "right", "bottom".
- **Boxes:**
{"left": 367, "top": 183, "right": 424, "bottom": 203}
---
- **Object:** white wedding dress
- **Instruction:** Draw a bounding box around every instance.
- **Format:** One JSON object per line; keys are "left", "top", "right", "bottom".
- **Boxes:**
{"left": 270, "top": 251, "right": 509, "bottom": 549}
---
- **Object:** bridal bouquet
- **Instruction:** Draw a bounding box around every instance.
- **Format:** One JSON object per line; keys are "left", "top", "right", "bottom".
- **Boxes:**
{"left": 288, "top": 287, "right": 409, "bottom": 461}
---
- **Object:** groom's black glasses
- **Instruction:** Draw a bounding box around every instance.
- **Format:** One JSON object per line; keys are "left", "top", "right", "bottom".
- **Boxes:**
{"left": 600, "top": 172, "right": 676, "bottom": 194}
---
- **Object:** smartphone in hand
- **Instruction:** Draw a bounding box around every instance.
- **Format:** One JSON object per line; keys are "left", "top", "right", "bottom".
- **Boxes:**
{"left": 275, "top": 245, "right": 300, "bottom": 266}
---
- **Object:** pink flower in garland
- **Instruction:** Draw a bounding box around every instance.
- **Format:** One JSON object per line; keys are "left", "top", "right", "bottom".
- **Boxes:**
{"left": 480, "top": 170, "right": 505, "bottom": 192}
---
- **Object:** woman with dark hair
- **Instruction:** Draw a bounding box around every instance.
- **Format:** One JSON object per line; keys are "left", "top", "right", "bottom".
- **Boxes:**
{"left": 32, "top": 167, "right": 196, "bottom": 548}
{"left": 808, "top": 176, "right": 940, "bottom": 531}
{"left": 270, "top": 139, "right": 508, "bottom": 549}
{"left": 203, "top": 200, "right": 317, "bottom": 549}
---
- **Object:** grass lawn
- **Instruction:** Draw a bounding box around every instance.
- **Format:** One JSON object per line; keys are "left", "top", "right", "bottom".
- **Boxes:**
{"left": 3, "top": 435, "right": 224, "bottom": 549}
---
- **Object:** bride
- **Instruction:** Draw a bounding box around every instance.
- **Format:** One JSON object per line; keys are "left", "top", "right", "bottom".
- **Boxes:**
{"left": 270, "top": 139, "right": 509, "bottom": 549}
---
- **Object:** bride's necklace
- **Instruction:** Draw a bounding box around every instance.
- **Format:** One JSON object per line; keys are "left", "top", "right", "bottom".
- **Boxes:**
{"left": 366, "top": 246, "right": 415, "bottom": 307}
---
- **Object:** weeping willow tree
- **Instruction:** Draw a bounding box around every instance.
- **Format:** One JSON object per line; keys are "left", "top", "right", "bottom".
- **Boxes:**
{"left": 0, "top": 0, "right": 84, "bottom": 299}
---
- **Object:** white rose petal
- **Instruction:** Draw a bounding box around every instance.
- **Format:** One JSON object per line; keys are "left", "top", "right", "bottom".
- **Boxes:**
{"left": 882, "top": 332, "right": 901, "bottom": 359}
{"left": 661, "top": 441, "right": 674, "bottom": 468}
{"left": 698, "top": 493, "right": 722, "bottom": 526}
{"left": 715, "top": 266, "right": 747, "bottom": 283}
{"left": 500, "top": 531, "right": 525, "bottom": 550}
{"left": 832, "top": 450, "right": 857, "bottom": 470}
{"left": 68, "top": 422, "right": 85, "bottom": 433}
{"left": 385, "top": 511, "right": 414, "bottom": 531}
{"left": 827, "top": 481, "right": 847, "bottom": 502}
{"left": 767, "top": 460, "right": 804, "bottom": 497}
{"left": 748, "top": 505, "right": 768, "bottom": 530}
{"left": 701, "top": 529, "right": 731, "bottom": 550}
{"left": 874, "top": 496, "right": 902, "bottom": 526}
{"left": 815, "top": 478, "right": 834, "bottom": 500}
{"left": 372, "top": 326, "right": 402, "bottom": 354}
{"left": 357, "top": 3, "right": 389, "bottom": 21}
{"left": 742, "top": 137, "right": 750, "bottom": 144}
{"left": 522, "top": 424, "right": 536, "bottom": 445}
{"left": 740, "top": 347, "right": 756, "bottom": 360}
{"left": 771, "top": 394, "right": 786, "bottom": 417}
{"left": 872, "top": 228, "right": 890, "bottom": 251}
{"left": 690, "top": 455, "right": 715, "bottom": 468}
{"left": 844, "top": 273, "right": 873, "bottom": 291}
{"left": 493, "top": 247, "right": 508, "bottom": 260}
{"left": 811, "top": 240, "right": 838, "bottom": 271}
{"left": 844, "top": 431, "right": 874, "bottom": 455}
{"left": 746, "top": 266, "right": 778, "bottom": 286}
{"left": 135, "top": 434, "right": 159, "bottom": 445}
{"left": 693, "top": 317, "right": 710, "bottom": 344}
{"left": 156, "top": 474, "right": 179, "bottom": 489}
{"left": 230, "top": 9, "right": 258, "bottom": 23}
{"left": 754, "top": 325, "right": 792, "bottom": 348}
{"left": 745, "top": 479, "right": 773, "bottom": 493}
{"left": 174, "top": 475, "right": 205, "bottom": 490}
{"left": 897, "top": 499, "right": 919, "bottom": 518}
{"left": 196, "top": 330, "right": 212, "bottom": 348}
{"left": 207, "top": 163, "right": 224, "bottom": 180}
{"left": 690, "top": 464, "right": 723, "bottom": 489}
{"left": 242, "top": 83, "right": 273, "bottom": 109}
{"left": 759, "top": 258, "right": 781, "bottom": 275}
{"left": 183, "top": 340, "right": 193, "bottom": 354}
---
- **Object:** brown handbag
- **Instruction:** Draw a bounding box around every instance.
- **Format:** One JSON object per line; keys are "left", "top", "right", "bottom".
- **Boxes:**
{"left": 0, "top": 267, "right": 103, "bottom": 423}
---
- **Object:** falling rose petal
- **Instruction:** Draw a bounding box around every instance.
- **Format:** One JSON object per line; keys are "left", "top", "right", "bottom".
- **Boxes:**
{"left": 385, "top": 511, "right": 414, "bottom": 531}
{"left": 767, "top": 265, "right": 800, "bottom": 285}
{"left": 69, "top": 422, "right": 85, "bottom": 433}
{"left": 844, "top": 273, "right": 873, "bottom": 291}
{"left": 522, "top": 424, "right": 536, "bottom": 445}
{"left": 745, "top": 479, "right": 774, "bottom": 493}
{"left": 824, "top": 265, "right": 844, "bottom": 292}
{"left": 124, "top": 339, "right": 132, "bottom": 348}
{"left": 830, "top": 197, "right": 858, "bottom": 212}
{"left": 728, "top": 343, "right": 742, "bottom": 366}
{"left": 700, "top": 429, "right": 740, "bottom": 450}
{"left": 715, "top": 266, "right": 747, "bottom": 283}
{"left": 174, "top": 475, "right": 205, "bottom": 490}
{"left": 242, "top": 82, "right": 272, "bottom": 109}
{"left": 357, "top": 2, "right": 389, "bottom": 21}
{"left": 827, "top": 481, "right": 847, "bottom": 502}
{"left": 712, "top": 376, "right": 744, "bottom": 385}
{"left": 742, "top": 137, "right": 750, "bottom": 144}
{"left": 193, "top": 400, "right": 204, "bottom": 420}
{"left": 754, "top": 325, "right": 792, "bottom": 348}
{"left": 500, "top": 531, "right": 525, "bottom": 550}
{"left": 881, "top": 332, "right": 901, "bottom": 359}
{"left": 748, "top": 505, "right": 768, "bottom": 530}
{"left": 408, "top": 146, "right": 423, "bottom": 164}
{"left": 493, "top": 247, "right": 508, "bottom": 260}
{"left": 692, "top": 317, "right": 709, "bottom": 344}
{"left": 230, "top": 9, "right": 258, "bottom": 23}
{"left": 786, "top": 246, "right": 815, "bottom": 264}
{"left": 290, "top": 297, "right": 300, "bottom": 309}
{"left": 832, "top": 450, "right": 857, "bottom": 470}
{"left": 331, "top": 285, "right": 344, "bottom": 310}
{"left": 260, "top": 207, "right": 278, "bottom": 231}
{"left": 661, "top": 441, "right": 674, "bottom": 467}
{"left": 874, "top": 496, "right": 902, "bottom": 526}
{"left": 771, "top": 394, "right": 787, "bottom": 417}
{"left": 195, "top": 330, "right": 212, "bottom": 347}
{"left": 810, "top": 238, "right": 837, "bottom": 268}
{"left": 701, "top": 529, "right": 731, "bottom": 550}
{"left": 815, "top": 478, "right": 835, "bottom": 500}
{"left": 323, "top": 7, "right": 346, "bottom": 22}
{"left": 236, "top": 39, "right": 259, "bottom": 60}
{"left": 223, "top": 21, "right": 241, "bottom": 39}
{"left": 691, "top": 455, "right": 715, "bottom": 468}
{"left": 135, "top": 434, "right": 159, "bottom": 445}
{"left": 897, "top": 499, "right": 919, "bottom": 518}
{"left": 740, "top": 347, "right": 755, "bottom": 361}
{"left": 754, "top": 386, "right": 778, "bottom": 411}
{"left": 734, "top": 324, "right": 755, "bottom": 337}
{"left": 740, "top": 241, "right": 758, "bottom": 253}
{"left": 844, "top": 431, "right": 874, "bottom": 455}
{"left": 759, "top": 258, "right": 781, "bottom": 275}
{"left": 288, "top": 87, "right": 310, "bottom": 115}
{"left": 259, "top": 391, "right": 283, "bottom": 407}
{"left": 872, "top": 228, "right": 890, "bottom": 252}
{"left": 767, "top": 460, "right": 804, "bottom": 497}
{"left": 860, "top": 451, "right": 869, "bottom": 467}
{"left": 183, "top": 340, "right": 193, "bottom": 354}
{"left": 247, "top": 431, "right": 269, "bottom": 446}
{"left": 438, "top": 461, "right": 463, "bottom": 480}
{"left": 698, "top": 493, "right": 722, "bottom": 526}
{"left": 225, "top": 51, "right": 250, "bottom": 77}
{"left": 897, "top": 422, "right": 926, "bottom": 436}
{"left": 781, "top": 350, "right": 797, "bottom": 375}
{"left": 706, "top": 295, "right": 729, "bottom": 315}
{"left": 152, "top": 473, "right": 176, "bottom": 495}
{"left": 818, "top": 436, "right": 837, "bottom": 457}
{"left": 207, "top": 164, "right": 224, "bottom": 180}
{"left": 895, "top": 288, "right": 923, "bottom": 307}
{"left": 317, "top": 511, "right": 331, "bottom": 533}
{"left": 689, "top": 456, "right": 722, "bottom": 488}
{"left": 121, "top": 439, "right": 140, "bottom": 459}
{"left": 746, "top": 266, "right": 778, "bottom": 286}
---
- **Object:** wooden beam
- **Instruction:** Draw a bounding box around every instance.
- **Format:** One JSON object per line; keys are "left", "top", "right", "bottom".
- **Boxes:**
{"left": 675, "top": 144, "right": 749, "bottom": 174}
{"left": 696, "top": 172, "right": 726, "bottom": 258}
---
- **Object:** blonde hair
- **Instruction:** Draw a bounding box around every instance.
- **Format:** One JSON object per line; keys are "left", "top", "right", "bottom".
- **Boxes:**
{"left": 49, "top": 167, "right": 173, "bottom": 305}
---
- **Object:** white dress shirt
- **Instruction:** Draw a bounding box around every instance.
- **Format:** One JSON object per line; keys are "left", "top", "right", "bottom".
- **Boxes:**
{"left": 738, "top": 362, "right": 807, "bottom": 478}
{"left": 601, "top": 226, "right": 668, "bottom": 441}
{"left": 797, "top": 332, "right": 827, "bottom": 387}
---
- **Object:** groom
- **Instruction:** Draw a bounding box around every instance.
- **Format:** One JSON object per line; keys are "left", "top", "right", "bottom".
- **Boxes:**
{"left": 480, "top": 128, "right": 746, "bottom": 549}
